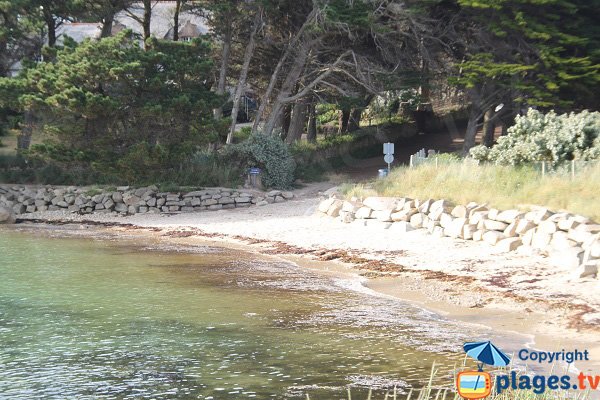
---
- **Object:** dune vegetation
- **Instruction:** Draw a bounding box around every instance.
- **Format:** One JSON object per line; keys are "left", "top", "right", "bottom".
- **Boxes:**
{"left": 342, "top": 160, "right": 600, "bottom": 222}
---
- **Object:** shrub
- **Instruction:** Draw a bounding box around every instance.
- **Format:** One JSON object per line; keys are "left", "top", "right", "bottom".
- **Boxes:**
{"left": 115, "top": 142, "right": 169, "bottom": 183}
{"left": 470, "top": 109, "right": 600, "bottom": 165}
{"left": 175, "top": 151, "right": 243, "bottom": 188}
{"left": 233, "top": 126, "right": 252, "bottom": 143}
{"left": 225, "top": 134, "right": 296, "bottom": 189}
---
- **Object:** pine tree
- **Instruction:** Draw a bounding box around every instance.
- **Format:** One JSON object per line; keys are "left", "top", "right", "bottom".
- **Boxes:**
{"left": 454, "top": 0, "right": 600, "bottom": 153}
{"left": 0, "top": 32, "right": 223, "bottom": 181}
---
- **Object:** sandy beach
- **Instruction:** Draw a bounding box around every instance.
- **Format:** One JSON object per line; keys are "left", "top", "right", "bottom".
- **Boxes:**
{"left": 13, "top": 182, "right": 600, "bottom": 371}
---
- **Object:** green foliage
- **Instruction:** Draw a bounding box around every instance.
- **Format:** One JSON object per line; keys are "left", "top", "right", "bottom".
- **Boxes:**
{"left": 226, "top": 134, "right": 296, "bottom": 189}
{"left": 0, "top": 148, "right": 245, "bottom": 187}
{"left": 85, "top": 187, "right": 104, "bottom": 197}
{"left": 174, "top": 151, "right": 244, "bottom": 188}
{"left": 291, "top": 132, "right": 360, "bottom": 154}
{"left": 470, "top": 109, "right": 600, "bottom": 165}
{"left": 323, "top": 0, "right": 373, "bottom": 28}
{"left": 315, "top": 103, "right": 339, "bottom": 125}
{"left": 397, "top": 89, "right": 423, "bottom": 112}
{"left": 233, "top": 126, "right": 252, "bottom": 143}
{"left": 0, "top": 153, "right": 105, "bottom": 185}
{"left": 451, "top": 53, "right": 536, "bottom": 91}
{"left": 294, "top": 162, "right": 328, "bottom": 183}
{"left": 115, "top": 142, "right": 170, "bottom": 183}
{"left": 455, "top": 0, "right": 600, "bottom": 109}
{"left": 0, "top": 31, "right": 226, "bottom": 185}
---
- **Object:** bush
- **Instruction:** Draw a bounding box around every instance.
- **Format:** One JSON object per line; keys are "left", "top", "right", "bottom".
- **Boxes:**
{"left": 226, "top": 134, "right": 296, "bottom": 189}
{"left": 470, "top": 109, "right": 600, "bottom": 165}
{"left": 0, "top": 153, "right": 106, "bottom": 185}
{"left": 174, "top": 151, "right": 243, "bottom": 188}
{"left": 0, "top": 148, "right": 245, "bottom": 187}
{"left": 233, "top": 126, "right": 252, "bottom": 143}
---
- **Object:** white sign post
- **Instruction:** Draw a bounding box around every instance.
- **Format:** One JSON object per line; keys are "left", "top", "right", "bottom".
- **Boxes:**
{"left": 383, "top": 142, "right": 394, "bottom": 174}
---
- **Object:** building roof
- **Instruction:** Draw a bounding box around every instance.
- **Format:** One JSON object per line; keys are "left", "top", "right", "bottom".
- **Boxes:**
{"left": 56, "top": 23, "right": 101, "bottom": 44}
{"left": 164, "top": 20, "right": 207, "bottom": 40}
{"left": 114, "top": 2, "right": 208, "bottom": 40}
{"left": 55, "top": 1, "right": 209, "bottom": 44}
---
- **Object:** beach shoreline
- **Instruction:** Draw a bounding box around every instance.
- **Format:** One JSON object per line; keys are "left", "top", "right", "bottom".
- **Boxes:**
{"left": 8, "top": 184, "right": 600, "bottom": 373}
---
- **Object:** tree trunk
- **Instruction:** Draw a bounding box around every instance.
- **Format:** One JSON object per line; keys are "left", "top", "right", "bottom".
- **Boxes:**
{"left": 262, "top": 48, "right": 350, "bottom": 137}
{"left": 462, "top": 107, "right": 481, "bottom": 155}
{"left": 227, "top": 10, "right": 261, "bottom": 144}
{"left": 44, "top": 11, "right": 56, "bottom": 47}
{"left": 483, "top": 108, "right": 495, "bottom": 147}
{"left": 338, "top": 108, "right": 350, "bottom": 135}
{"left": 348, "top": 108, "right": 362, "bottom": 132}
{"left": 142, "top": 0, "right": 152, "bottom": 49}
{"left": 213, "top": 27, "right": 232, "bottom": 120}
{"left": 262, "top": 45, "right": 309, "bottom": 136}
{"left": 307, "top": 101, "right": 317, "bottom": 143}
{"left": 413, "top": 110, "right": 428, "bottom": 133}
{"left": 17, "top": 110, "right": 34, "bottom": 150}
{"left": 348, "top": 94, "right": 373, "bottom": 132}
{"left": 285, "top": 99, "right": 307, "bottom": 144}
{"left": 173, "top": 0, "right": 182, "bottom": 41}
{"left": 500, "top": 111, "right": 516, "bottom": 136}
{"left": 282, "top": 104, "right": 292, "bottom": 138}
{"left": 100, "top": 11, "right": 115, "bottom": 37}
{"left": 251, "top": 8, "right": 317, "bottom": 134}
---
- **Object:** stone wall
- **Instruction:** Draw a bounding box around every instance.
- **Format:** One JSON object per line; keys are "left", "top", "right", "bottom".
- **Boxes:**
{"left": 0, "top": 185, "right": 294, "bottom": 217}
{"left": 318, "top": 195, "right": 600, "bottom": 279}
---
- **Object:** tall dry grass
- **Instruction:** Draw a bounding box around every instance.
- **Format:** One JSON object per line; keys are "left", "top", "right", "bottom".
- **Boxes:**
{"left": 342, "top": 161, "right": 600, "bottom": 222}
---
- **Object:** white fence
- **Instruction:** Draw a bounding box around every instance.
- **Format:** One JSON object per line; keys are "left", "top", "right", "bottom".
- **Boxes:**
{"left": 533, "top": 160, "right": 597, "bottom": 178}
{"left": 408, "top": 148, "right": 598, "bottom": 179}
{"left": 409, "top": 148, "right": 439, "bottom": 168}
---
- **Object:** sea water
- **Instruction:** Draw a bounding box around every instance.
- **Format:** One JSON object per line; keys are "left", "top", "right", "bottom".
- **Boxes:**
{"left": 0, "top": 225, "right": 524, "bottom": 399}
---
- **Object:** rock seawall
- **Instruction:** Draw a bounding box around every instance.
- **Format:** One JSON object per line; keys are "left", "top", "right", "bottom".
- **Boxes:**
{"left": 0, "top": 205, "right": 15, "bottom": 224}
{"left": 319, "top": 195, "right": 600, "bottom": 279}
{"left": 0, "top": 185, "right": 294, "bottom": 216}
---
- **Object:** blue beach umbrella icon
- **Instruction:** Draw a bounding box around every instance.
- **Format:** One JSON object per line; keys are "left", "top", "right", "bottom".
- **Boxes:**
{"left": 464, "top": 341, "right": 511, "bottom": 367}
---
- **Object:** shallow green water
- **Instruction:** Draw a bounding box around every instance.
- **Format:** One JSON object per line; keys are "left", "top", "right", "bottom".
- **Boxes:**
{"left": 0, "top": 226, "right": 522, "bottom": 399}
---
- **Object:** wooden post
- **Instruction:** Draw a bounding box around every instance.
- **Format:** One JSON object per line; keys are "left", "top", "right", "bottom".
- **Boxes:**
{"left": 410, "top": 155, "right": 414, "bottom": 168}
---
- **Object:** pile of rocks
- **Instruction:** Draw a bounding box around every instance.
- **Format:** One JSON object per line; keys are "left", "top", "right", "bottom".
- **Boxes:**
{"left": 318, "top": 195, "right": 600, "bottom": 279}
{"left": 0, "top": 185, "right": 294, "bottom": 217}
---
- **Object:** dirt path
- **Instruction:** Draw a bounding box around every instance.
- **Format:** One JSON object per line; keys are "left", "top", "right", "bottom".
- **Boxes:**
{"left": 337, "top": 121, "right": 502, "bottom": 181}
{"left": 337, "top": 128, "right": 464, "bottom": 181}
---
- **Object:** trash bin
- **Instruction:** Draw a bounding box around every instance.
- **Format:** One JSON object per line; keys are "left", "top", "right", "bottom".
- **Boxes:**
{"left": 248, "top": 167, "right": 262, "bottom": 188}
{"left": 378, "top": 168, "right": 389, "bottom": 179}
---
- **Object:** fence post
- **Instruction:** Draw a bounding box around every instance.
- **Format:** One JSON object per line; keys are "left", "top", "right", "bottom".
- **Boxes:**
{"left": 410, "top": 154, "right": 414, "bottom": 168}
{"left": 541, "top": 161, "right": 546, "bottom": 177}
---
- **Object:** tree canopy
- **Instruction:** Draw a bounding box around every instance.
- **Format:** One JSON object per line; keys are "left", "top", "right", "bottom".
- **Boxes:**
{"left": 0, "top": 0, "right": 598, "bottom": 185}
